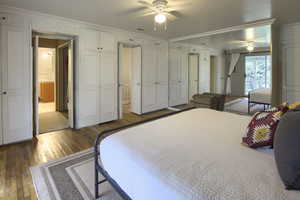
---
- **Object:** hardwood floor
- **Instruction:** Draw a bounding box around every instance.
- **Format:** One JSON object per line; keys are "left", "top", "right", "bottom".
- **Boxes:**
{"left": 0, "top": 107, "right": 191, "bottom": 200}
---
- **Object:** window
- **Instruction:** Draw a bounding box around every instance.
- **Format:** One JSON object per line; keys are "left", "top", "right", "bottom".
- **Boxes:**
{"left": 245, "top": 55, "right": 271, "bottom": 95}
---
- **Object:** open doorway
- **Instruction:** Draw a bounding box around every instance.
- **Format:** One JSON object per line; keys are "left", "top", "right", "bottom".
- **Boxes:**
{"left": 33, "top": 34, "right": 74, "bottom": 134}
{"left": 118, "top": 43, "right": 142, "bottom": 118}
{"left": 188, "top": 53, "right": 199, "bottom": 100}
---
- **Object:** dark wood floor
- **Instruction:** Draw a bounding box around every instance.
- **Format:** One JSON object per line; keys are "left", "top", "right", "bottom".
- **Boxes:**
{"left": 0, "top": 106, "right": 192, "bottom": 200}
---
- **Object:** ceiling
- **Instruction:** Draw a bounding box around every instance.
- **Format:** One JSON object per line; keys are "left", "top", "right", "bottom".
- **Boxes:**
{"left": 1, "top": 0, "right": 299, "bottom": 39}
{"left": 182, "top": 25, "right": 271, "bottom": 50}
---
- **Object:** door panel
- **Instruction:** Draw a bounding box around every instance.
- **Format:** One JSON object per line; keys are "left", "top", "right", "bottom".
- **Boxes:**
{"left": 100, "top": 33, "right": 118, "bottom": 123}
{"left": 1, "top": 25, "right": 31, "bottom": 144}
{"left": 78, "top": 28, "right": 101, "bottom": 127}
{"left": 100, "top": 32, "right": 115, "bottom": 52}
{"left": 77, "top": 90, "right": 98, "bottom": 127}
{"left": 169, "top": 48, "right": 188, "bottom": 106}
{"left": 68, "top": 40, "right": 74, "bottom": 128}
{"left": 100, "top": 87, "right": 118, "bottom": 122}
{"left": 157, "top": 43, "right": 168, "bottom": 85}
{"left": 100, "top": 52, "right": 116, "bottom": 86}
{"left": 131, "top": 46, "right": 142, "bottom": 114}
{"left": 81, "top": 29, "right": 100, "bottom": 52}
{"left": 189, "top": 55, "right": 199, "bottom": 100}
{"left": 142, "top": 85, "right": 157, "bottom": 113}
{"left": 142, "top": 44, "right": 157, "bottom": 112}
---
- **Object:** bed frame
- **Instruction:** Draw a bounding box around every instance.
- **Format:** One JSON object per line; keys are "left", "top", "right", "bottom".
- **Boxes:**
{"left": 94, "top": 107, "right": 196, "bottom": 199}
{"left": 248, "top": 93, "right": 271, "bottom": 114}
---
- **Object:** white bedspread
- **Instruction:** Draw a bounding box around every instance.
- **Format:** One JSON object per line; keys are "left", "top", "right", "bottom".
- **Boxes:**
{"left": 100, "top": 109, "right": 299, "bottom": 200}
{"left": 249, "top": 88, "right": 271, "bottom": 104}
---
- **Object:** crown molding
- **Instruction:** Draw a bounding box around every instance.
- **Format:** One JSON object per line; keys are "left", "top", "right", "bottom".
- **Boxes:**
{"left": 169, "top": 18, "right": 276, "bottom": 42}
{"left": 0, "top": 4, "right": 166, "bottom": 42}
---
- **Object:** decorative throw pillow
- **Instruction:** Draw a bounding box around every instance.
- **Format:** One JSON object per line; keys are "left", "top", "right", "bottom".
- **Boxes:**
{"left": 288, "top": 101, "right": 300, "bottom": 110}
{"left": 242, "top": 104, "right": 289, "bottom": 148}
{"left": 274, "top": 110, "right": 300, "bottom": 190}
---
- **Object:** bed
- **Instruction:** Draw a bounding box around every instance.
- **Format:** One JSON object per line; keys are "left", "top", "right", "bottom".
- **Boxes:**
{"left": 248, "top": 88, "right": 271, "bottom": 113}
{"left": 95, "top": 108, "right": 300, "bottom": 200}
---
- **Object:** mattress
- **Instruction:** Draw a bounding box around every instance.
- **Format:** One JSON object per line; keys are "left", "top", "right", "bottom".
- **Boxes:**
{"left": 249, "top": 88, "right": 271, "bottom": 104}
{"left": 100, "top": 109, "right": 300, "bottom": 200}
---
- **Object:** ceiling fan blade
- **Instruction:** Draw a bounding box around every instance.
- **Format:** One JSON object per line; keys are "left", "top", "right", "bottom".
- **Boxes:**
{"left": 117, "top": 6, "right": 149, "bottom": 16}
{"left": 138, "top": 0, "right": 153, "bottom": 7}
{"left": 167, "top": 10, "right": 183, "bottom": 18}
{"left": 165, "top": 12, "right": 179, "bottom": 21}
{"left": 141, "top": 11, "right": 157, "bottom": 17}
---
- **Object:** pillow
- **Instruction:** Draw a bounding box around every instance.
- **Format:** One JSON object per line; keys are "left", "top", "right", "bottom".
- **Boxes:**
{"left": 288, "top": 101, "right": 300, "bottom": 110}
{"left": 242, "top": 104, "right": 289, "bottom": 148}
{"left": 274, "top": 110, "right": 300, "bottom": 190}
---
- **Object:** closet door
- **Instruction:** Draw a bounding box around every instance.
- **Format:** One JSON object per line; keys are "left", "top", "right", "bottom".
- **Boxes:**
{"left": 169, "top": 48, "right": 188, "bottom": 106}
{"left": 179, "top": 52, "right": 189, "bottom": 104}
{"left": 99, "top": 32, "right": 118, "bottom": 123}
{"left": 142, "top": 43, "right": 157, "bottom": 113}
{"left": 1, "top": 24, "right": 32, "bottom": 144}
{"left": 131, "top": 46, "right": 142, "bottom": 114}
{"left": 68, "top": 40, "right": 74, "bottom": 128}
{"left": 169, "top": 48, "right": 180, "bottom": 106}
{"left": 0, "top": 25, "right": 2, "bottom": 144}
{"left": 189, "top": 55, "right": 199, "bottom": 100}
{"left": 156, "top": 43, "right": 169, "bottom": 109}
{"left": 78, "top": 28, "right": 100, "bottom": 127}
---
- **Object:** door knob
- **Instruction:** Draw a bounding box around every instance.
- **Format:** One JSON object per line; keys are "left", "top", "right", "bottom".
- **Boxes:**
{"left": 1, "top": 91, "right": 7, "bottom": 95}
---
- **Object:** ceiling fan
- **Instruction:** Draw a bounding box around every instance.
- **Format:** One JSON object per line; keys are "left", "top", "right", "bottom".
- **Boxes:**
{"left": 122, "top": 0, "right": 189, "bottom": 31}
{"left": 228, "top": 39, "right": 270, "bottom": 52}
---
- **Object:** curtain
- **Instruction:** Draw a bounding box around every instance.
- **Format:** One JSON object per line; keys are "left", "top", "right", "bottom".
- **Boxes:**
{"left": 226, "top": 53, "right": 240, "bottom": 95}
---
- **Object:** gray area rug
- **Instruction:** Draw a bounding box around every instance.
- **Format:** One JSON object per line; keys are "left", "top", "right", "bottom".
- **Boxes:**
{"left": 30, "top": 149, "right": 122, "bottom": 200}
{"left": 225, "top": 97, "right": 266, "bottom": 115}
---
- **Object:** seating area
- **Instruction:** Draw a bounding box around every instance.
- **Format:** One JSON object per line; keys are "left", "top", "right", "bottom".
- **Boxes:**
{"left": 191, "top": 93, "right": 226, "bottom": 111}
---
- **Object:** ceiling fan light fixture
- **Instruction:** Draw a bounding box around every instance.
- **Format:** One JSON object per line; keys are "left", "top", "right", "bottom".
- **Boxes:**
{"left": 155, "top": 13, "right": 167, "bottom": 24}
{"left": 247, "top": 45, "right": 254, "bottom": 52}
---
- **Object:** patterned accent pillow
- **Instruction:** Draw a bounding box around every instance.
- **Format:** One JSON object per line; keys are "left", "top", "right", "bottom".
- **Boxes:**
{"left": 242, "top": 104, "right": 289, "bottom": 148}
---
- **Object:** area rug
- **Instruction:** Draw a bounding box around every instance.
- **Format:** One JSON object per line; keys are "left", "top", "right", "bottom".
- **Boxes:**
{"left": 225, "top": 97, "right": 266, "bottom": 115}
{"left": 30, "top": 148, "right": 122, "bottom": 200}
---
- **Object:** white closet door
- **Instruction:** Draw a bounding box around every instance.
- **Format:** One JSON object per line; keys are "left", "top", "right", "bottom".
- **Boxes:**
{"left": 169, "top": 48, "right": 181, "bottom": 106}
{"left": 78, "top": 28, "right": 100, "bottom": 127}
{"left": 142, "top": 43, "right": 157, "bottom": 113}
{"left": 0, "top": 25, "right": 2, "bottom": 144}
{"left": 118, "top": 44, "right": 124, "bottom": 119}
{"left": 169, "top": 48, "right": 188, "bottom": 106}
{"left": 100, "top": 32, "right": 118, "bottom": 123}
{"left": 156, "top": 43, "right": 169, "bottom": 109}
{"left": 131, "top": 46, "right": 142, "bottom": 114}
{"left": 199, "top": 51, "right": 211, "bottom": 93}
{"left": 68, "top": 40, "right": 74, "bottom": 128}
{"left": 189, "top": 55, "right": 199, "bottom": 100}
{"left": 1, "top": 24, "right": 31, "bottom": 144}
{"left": 178, "top": 52, "right": 189, "bottom": 104}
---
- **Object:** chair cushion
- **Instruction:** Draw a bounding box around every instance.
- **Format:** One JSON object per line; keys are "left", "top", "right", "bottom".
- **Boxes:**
{"left": 242, "top": 104, "right": 289, "bottom": 148}
{"left": 274, "top": 109, "right": 300, "bottom": 190}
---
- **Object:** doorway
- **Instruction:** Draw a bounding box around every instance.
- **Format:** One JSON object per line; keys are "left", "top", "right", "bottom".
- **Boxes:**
{"left": 188, "top": 54, "right": 199, "bottom": 100}
{"left": 118, "top": 43, "right": 142, "bottom": 118}
{"left": 33, "top": 34, "right": 74, "bottom": 134}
